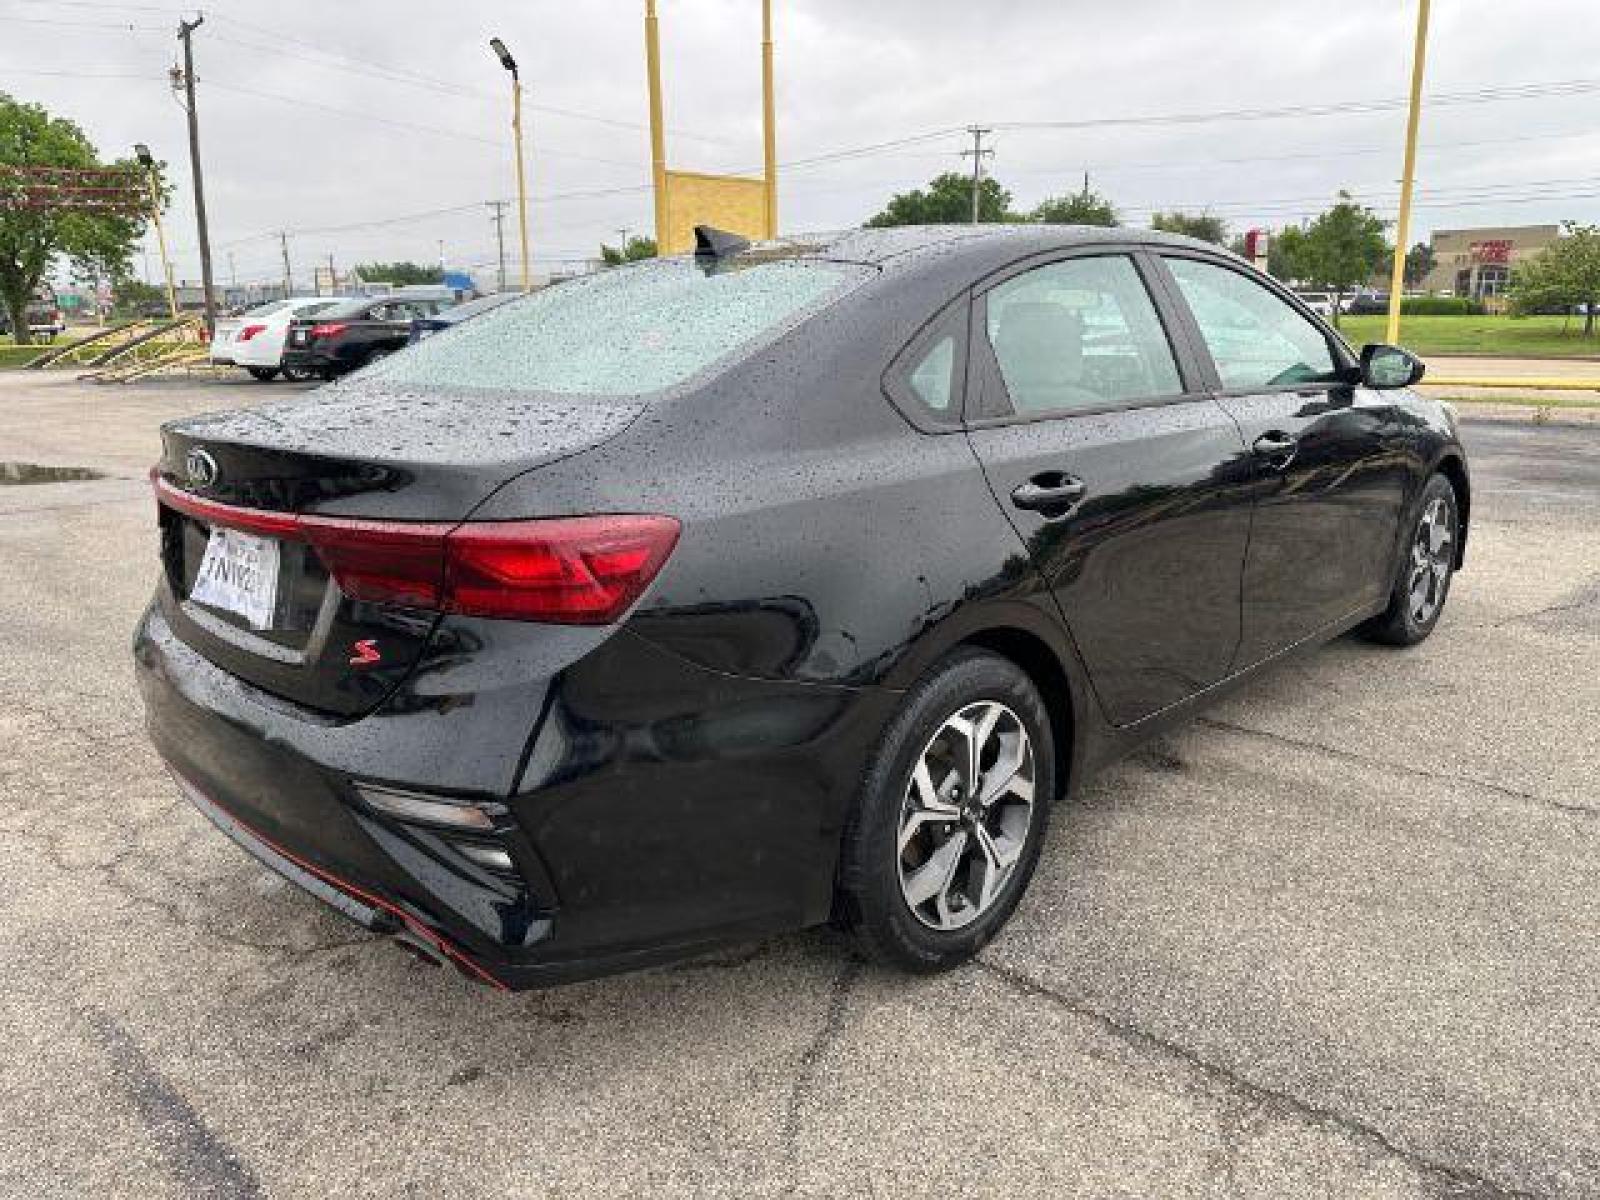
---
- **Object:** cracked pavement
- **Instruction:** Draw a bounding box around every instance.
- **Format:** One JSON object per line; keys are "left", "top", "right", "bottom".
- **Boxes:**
{"left": 1, "top": 372, "right": 1596, "bottom": 1197}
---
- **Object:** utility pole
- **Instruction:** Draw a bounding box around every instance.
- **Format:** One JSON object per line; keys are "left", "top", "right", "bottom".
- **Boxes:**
{"left": 962, "top": 126, "right": 993, "bottom": 224}
{"left": 1386, "top": 0, "right": 1431, "bottom": 345}
{"left": 228, "top": 251, "right": 236, "bottom": 288}
{"left": 487, "top": 201, "right": 508, "bottom": 291}
{"left": 174, "top": 16, "right": 216, "bottom": 335}
{"left": 761, "top": 0, "right": 777, "bottom": 238}
{"left": 279, "top": 231, "right": 293, "bottom": 298}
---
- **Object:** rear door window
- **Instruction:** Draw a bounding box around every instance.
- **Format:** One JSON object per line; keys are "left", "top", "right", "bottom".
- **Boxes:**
{"left": 982, "top": 254, "right": 1183, "bottom": 415}
{"left": 365, "top": 259, "right": 870, "bottom": 397}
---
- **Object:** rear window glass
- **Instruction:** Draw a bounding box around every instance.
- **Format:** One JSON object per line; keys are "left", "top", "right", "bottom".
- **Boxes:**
{"left": 244, "top": 301, "right": 290, "bottom": 317}
{"left": 365, "top": 259, "right": 869, "bottom": 397}
{"left": 317, "top": 299, "right": 378, "bottom": 319}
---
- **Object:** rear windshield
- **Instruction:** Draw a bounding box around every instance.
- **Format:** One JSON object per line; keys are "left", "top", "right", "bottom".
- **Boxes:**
{"left": 364, "top": 259, "right": 869, "bottom": 397}
{"left": 316, "top": 298, "right": 378, "bottom": 319}
{"left": 244, "top": 301, "right": 290, "bottom": 317}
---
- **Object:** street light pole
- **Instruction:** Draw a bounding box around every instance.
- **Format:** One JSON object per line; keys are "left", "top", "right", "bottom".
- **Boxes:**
{"left": 1386, "top": 0, "right": 1431, "bottom": 346}
{"left": 175, "top": 15, "right": 217, "bottom": 335}
{"left": 490, "top": 38, "right": 532, "bottom": 292}
{"left": 133, "top": 143, "right": 178, "bottom": 320}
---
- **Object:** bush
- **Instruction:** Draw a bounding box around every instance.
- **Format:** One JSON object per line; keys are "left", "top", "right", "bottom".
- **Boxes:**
{"left": 1400, "top": 296, "right": 1485, "bottom": 316}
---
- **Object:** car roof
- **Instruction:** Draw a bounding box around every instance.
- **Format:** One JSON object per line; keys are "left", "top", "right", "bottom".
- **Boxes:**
{"left": 685, "top": 224, "right": 1241, "bottom": 287}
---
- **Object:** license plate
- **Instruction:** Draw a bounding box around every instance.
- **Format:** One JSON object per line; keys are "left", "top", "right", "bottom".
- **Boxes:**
{"left": 291, "top": 330, "right": 307, "bottom": 344}
{"left": 190, "top": 527, "right": 280, "bottom": 630}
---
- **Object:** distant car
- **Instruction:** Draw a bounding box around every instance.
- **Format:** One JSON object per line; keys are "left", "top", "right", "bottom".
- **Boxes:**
{"left": 407, "top": 291, "right": 521, "bottom": 344}
{"left": 281, "top": 296, "right": 447, "bottom": 380}
{"left": 1293, "top": 291, "right": 1337, "bottom": 318}
{"left": 1, "top": 287, "right": 66, "bottom": 342}
{"left": 1345, "top": 292, "right": 1391, "bottom": 316}
{"left": 211, "top": 297, "right": 349, "bottom": 382}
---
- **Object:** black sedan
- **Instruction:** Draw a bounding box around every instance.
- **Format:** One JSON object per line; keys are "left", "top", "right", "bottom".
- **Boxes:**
{"left": 408, "top": 290, "right": 522, "bottom": 343}
{"left": 135, "top": 225, "right": 1468, "bottom": 989}
{"left": 281, "top": 295, "right": 448, "bottom": 379}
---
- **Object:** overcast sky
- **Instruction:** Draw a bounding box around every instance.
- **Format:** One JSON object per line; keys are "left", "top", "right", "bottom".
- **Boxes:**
{"left": 5, "top": 0, "right": 1597, "bottom": 286}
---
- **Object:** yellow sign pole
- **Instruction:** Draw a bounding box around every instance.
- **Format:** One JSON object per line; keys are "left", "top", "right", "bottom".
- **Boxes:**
{"left": 512, "top": 77, "right": 532, "bottom": 292}
{"left": 762, "top": 0, "right": 777, "bottom": 238}
{"left": 145, "top": 172, "right": 179, "bottom": 320}
{"left": 645, "top": 0, "right": 669, "bottom": 248}
{"left": 1386, "top": 0, "right": 1431, "bottom": 346}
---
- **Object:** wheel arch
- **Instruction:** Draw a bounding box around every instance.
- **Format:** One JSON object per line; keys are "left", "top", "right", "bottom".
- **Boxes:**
{"left": 958, "top": 625, "right": 1079, "bottom": 804}
{"left": 1432, "top": 450, "right": 1471, "bottom": 567}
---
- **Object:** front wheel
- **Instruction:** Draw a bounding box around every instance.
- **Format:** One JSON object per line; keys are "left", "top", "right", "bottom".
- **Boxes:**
{"left": 245, "top": 366, "right": 279, "bottom": 382}
{"left": 837, "top": 649, "right": 1053, "bottom": 973}
{"left": 1360, "top": 472, "right": 1460, "bottom": 646}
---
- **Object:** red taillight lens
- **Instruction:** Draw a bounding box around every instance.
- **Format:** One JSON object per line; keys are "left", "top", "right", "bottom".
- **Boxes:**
{"left": 446, "top": 516, "right": 681, "bottom": 624}
{"left": 153, "top": 477, "right": 678, "bottom": 624}
{"left": 301, "top": 517, "right": 452, "bottom": 609}
{"left": 237, "top": 323, "right": 268, "bottom": 341}
{"left": 310, "top": 322, "right": 348, "bottom": 339}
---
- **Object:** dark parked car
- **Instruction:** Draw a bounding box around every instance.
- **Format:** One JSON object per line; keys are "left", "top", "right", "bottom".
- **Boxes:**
{"left": 135, "top": 226, "right": 1469, "bottom": 989}
{"left": 281, "top": 296, "right": 447, "bottom": 379}
{"left": 408, "top": 290, "right": 522, "bottom": 343}
{"left": 1344, "top": 291, "right": 1392, "bottom": 315}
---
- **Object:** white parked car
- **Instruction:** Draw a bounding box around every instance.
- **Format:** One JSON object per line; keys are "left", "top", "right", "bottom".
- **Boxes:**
{"left": 1293, "top": 291, "right": 1337, "bottom": 318}
{"left": 211, "top": 297, "right": 350, "bottom": 381}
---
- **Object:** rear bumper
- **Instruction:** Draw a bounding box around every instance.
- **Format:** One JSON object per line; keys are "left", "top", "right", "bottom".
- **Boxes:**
{"left": 134, "top": 600, "right": 894, "bottom": 988}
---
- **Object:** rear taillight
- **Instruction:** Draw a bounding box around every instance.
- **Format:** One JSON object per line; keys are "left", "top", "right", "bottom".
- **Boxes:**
{"left": 237, "top": 323, "right": 268, "bottom": 341}
{"left": 310, "top": 322, "right": 348, "bottom": 339}
{"left": 445, "top": 517, "right": 681, "bottom": 623}
{"left": 153, "top": 477, "right": 679, "bottom": 624}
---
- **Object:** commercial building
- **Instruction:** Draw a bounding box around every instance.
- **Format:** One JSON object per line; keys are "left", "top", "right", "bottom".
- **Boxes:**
{"left": 1420, "top": 224, "right": 1560, "bottom": 301}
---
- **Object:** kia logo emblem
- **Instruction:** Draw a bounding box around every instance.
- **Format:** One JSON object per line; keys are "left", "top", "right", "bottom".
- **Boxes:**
{"left": 185, "top": 446, "right": 219, "bottom": 487}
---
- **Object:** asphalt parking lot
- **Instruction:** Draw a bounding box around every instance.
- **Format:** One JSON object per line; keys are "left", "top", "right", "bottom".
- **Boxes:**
{"left": 1, "top": 370, "right": 1596, "bottom": 1198}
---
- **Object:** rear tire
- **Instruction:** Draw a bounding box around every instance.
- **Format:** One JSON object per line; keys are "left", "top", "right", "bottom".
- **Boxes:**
{"left": 1360, "top": 472, "right": 1459, "bottom": 646}
{"left": 245, "top": 366, "right": 279, "bottom": 382}
{"left": 836, "top": 649, "right": 1053, "bottom": 973}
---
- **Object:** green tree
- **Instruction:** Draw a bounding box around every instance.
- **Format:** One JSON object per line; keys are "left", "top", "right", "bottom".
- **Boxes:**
{"left": 865, "top": 172, "right": 1013, "bottom": 226}
{"left": 600, "top": 235, "right": 658, "bottom": 266}
{"left": 1510, "top": 223, "right": 1600, "bottom": 336}
{"left": 1294, "top": 192, "right": 1389, "bottom": 325}
{"left": 352, "top": 261, "right": 443, "bottom": 285}
{"left": 1376, "top": 240, "right": 1436, "bottom": 290}
{"left": 1032, "top": 183, "right": 1118, "bottom": 227}
{"left": 0, "top": 93, "right": 147, "bottom": 344}
{"left": 1151, "top": 211, "right": 1227, "bottom": 244}
{"left": 113, "top": 278, "right": 164, "bottom": 317}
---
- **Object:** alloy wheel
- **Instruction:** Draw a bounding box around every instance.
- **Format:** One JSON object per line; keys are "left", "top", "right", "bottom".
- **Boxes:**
{"left": 1408, "top": 495, "right": 1454, "bottom": 624}
{"left": 896, "top": 700, "right": 1036, "bottom": 931}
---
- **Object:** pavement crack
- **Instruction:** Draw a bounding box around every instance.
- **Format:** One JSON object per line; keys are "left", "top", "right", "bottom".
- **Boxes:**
{"left": 973, "top": 958, "right": 1537, "bottom": 1200}
{"left": 780, "top": 957, "right": 863, "bottom": 1182}
{"left": 82, "top": 1007, "right": 265, "bottom": 1199}
{"left": 1195, "top": 717, "right": 1595, "bottom": 821}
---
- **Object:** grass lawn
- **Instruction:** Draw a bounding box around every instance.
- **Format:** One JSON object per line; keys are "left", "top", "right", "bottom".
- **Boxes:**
{"left": 1339, "top": 314, "right": 1600, "bottom": 358}
{"left": 0, "top": 342, "right": 48, "bottom": 368}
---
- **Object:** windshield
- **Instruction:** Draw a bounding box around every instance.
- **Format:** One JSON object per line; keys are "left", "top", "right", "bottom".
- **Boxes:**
{"left": 365, "top": 258, "right": 869, "bottom": 397}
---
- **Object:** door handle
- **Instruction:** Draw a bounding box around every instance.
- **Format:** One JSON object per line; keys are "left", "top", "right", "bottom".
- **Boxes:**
{"left": 1011, "top": 473, "right": 1087, "bottom": 515}
{"left": 1251, "top": 431, "right": 1298, "bottom": 465}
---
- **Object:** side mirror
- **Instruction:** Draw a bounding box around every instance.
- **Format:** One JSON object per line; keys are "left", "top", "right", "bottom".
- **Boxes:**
{"left": 1360, "top": 343, "right": 1425, "bottom": 389}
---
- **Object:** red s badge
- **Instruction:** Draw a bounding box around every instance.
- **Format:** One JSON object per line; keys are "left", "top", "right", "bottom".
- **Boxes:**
{"left": 348, "top": 639, "right": 382, "bottom": 666}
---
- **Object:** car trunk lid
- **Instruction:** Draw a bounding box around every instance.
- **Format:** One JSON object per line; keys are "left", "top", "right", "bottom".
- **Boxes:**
{"left": 153, "top": 384, "right": 645, "bottom": 716}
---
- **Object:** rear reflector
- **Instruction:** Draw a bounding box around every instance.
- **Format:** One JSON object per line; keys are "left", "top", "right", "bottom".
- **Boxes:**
{"left": 153, "top": 475, "right": 679, "bottom": 624}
